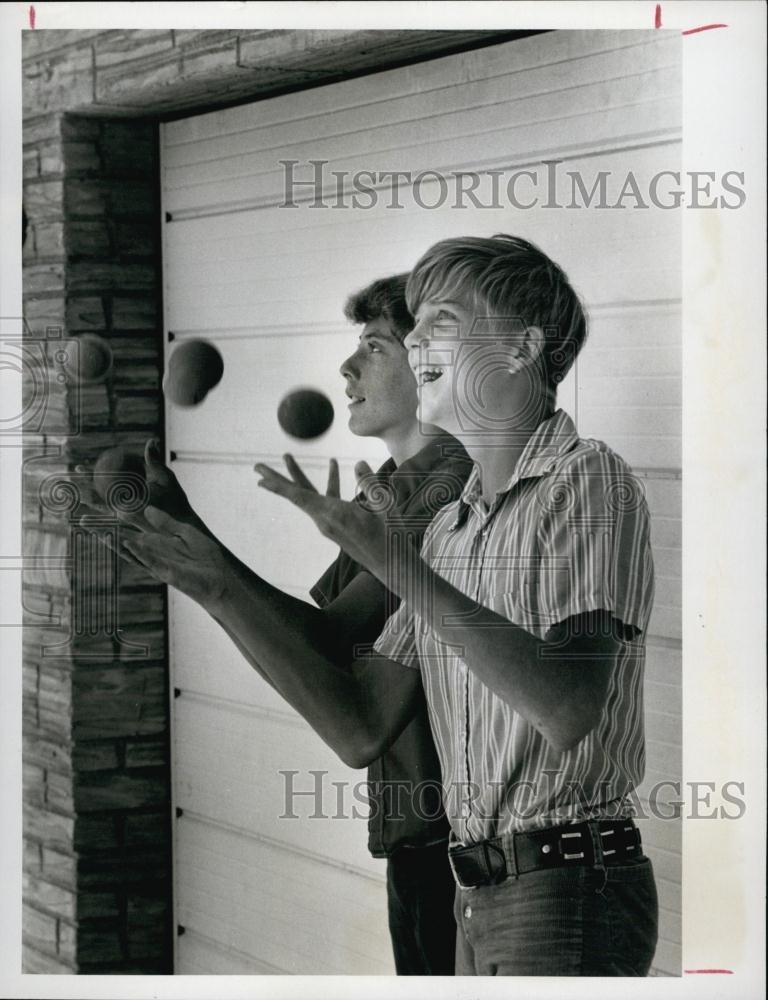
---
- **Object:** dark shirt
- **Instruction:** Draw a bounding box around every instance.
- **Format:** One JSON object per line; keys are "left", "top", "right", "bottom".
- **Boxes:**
{"left": 310, "top": 433, "right": 472, "bottom": 857}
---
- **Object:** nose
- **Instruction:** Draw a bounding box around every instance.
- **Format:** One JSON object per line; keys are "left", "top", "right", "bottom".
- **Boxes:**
{"left": 339, "top": 351, "right": 358, "bottom": 380}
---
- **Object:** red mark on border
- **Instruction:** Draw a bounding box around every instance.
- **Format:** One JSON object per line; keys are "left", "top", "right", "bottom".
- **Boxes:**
{"left": 655, "top": 4, "right": 662, "bottom": 28}
{"left": 684, "top": 969, "right": 734, "bottom": 974}
{"left": 682, "top": 23, "right": 728, "bottom": 35}
{"left": 29, "top": 5, "right": 36, "bottom": 29}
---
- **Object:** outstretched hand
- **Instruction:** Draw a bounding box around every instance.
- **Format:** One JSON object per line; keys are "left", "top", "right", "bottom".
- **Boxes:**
{"left": 254, "top": 455, "right": 417, "bottom": 594}
{"left": 76, "top": 438, "right": 212, "bottom": 569}
{"left": 118, "top": 506, "right": 232, "bottom": 611}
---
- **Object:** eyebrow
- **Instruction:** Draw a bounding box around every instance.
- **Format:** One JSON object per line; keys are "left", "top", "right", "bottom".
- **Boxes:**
{"left": 358, "top": 329, "right": 395, "bottom": 343}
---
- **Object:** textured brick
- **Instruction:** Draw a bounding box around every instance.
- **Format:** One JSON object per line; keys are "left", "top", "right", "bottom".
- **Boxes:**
{"left": 117, "top": 590, "right": 164, "bottom": 624}
{"left": 72, "top": 661, "right": 167, "bottom": 739}
{"left": 22, "top": 295, "right": 66, "bottom": 335}
{"left": 24, "top": 838, "right": 43, "bottom": 874}
{"left": 68, "top": 261, "right": 156, "bottom": 292}
{"left": 46, "top": 769, "right": 76, "bottom": 813}
{"left": 111, "top": 297, "right": 158, "bottom": 331}
{"left": 75, "top": 770, "right": 169, "bottom": 813}
{"left": 39, "top": 143, "right": 64, "bottom": 176}
{"left": 178, "top": 36, "right": 239, "bottom": 77}
{"left": 127, "top": 893, "right": 168, "bottom": 959}
{"left": 115, "top": 222, "right": 155, "bottom": 257}
{"left": 65, "top": 179, "right": 155, "bottom": 218}
{"left": 115, "top": 394, "right": 160, "bottom": 427}
{"left": 65, "top": 295, "right": 106, "bottom": 331}
{"left": 22, "top": 30, "right": 105, "bottom": 61}
{"left": 23, "top": 113, "right": 62, "bottom": 146}
{"left": 23, "top": 905, "right": 64, "bottom": 957}
{"left": 41, "top": 845, "right": 77, "bottom": 886}
{"left": 67, "top": 221, "right": 111, "bottom": 257}
{"left": 78, "top": 853, "right": 169, "bottom": 888}
{"left": 23, "top": 263, "right": 65, "bottom": 295}
{"left": 23, "top": 180, "right": 64, "bottom": 219}
{"left": 95, "top": 54, "right": 183, "bottom": 106}
{"left": 74, "top": 813, "right": 119, "bottom": 851}
{"left": 23, "top": 47, "right": 94, "bottom": 113}
{"left": 78, "top": 921, "right": 123, "bottom": 963}
{"left": 61, "top": 115, "right": 101, "bottom": 141}
{"left": 73, "top": 741, "right": 120, "bottom": 772}
{"left": 78, "top": 890, "right": 119, "bottom": 918}
{"left": 101, "top": 127, "right": 156, "bottom": 175}
{"left": 113, "top": 363, "right": 159, "bottom": 392}
{"left": 124, "top": 810, "right": 170, "bottom": 847}
{"left": 23, "top": 732, "right": 72, "bottom": 774}
{"left": 24, "top": 148, "right": 40, "bottom": 179}
{"left": 23, "top": 873, "right": 77, "bottom": 921}
{"left": 125, "top": 739, "right": 167, "bottom": 768}
{"left": 63, "top": 141, "right": 101, "bottom": 173}
{"left": 33, "top": 221, "right": 65, "bottom": 256}
{"left": 23, "top": 761, "right": 46, "bottom": 808}
{"left": 24, "top": 805, "right": 74, "bottom": 853}
{"left": 22, "top": 945, "right": 76, "bottom": 974}
{"left": 94, "top": 29, "right": 174, "bottom": 68}
{"left": 71, "top": 384, "right": 110, "bottom": 428}
{"left": 23, "top": 527, "right": 70, "bottom": 590}
{"left": 58, "top": 917, "right": 77, "bottom": 960}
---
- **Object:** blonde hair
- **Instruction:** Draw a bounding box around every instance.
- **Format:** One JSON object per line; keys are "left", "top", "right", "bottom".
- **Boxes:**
{"left": 406, "top": 235, "right": 587, "bottom": 389}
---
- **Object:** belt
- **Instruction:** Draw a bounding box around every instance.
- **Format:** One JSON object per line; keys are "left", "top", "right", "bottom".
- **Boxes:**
{"left": 448, "top": 819, "right": 642, "bottom": 890}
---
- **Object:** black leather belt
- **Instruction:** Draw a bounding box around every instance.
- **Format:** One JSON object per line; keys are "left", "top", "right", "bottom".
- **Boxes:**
{"left": 448, "top": 819, "right": 642, "bottom": 889}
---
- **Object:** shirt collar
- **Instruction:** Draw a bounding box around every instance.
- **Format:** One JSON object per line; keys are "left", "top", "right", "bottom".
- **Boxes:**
{"left": 361, "top": 432, "right": 472, "bottom": 510}
{"left": 449, "top": 409, "right": 580, "bottom": 530}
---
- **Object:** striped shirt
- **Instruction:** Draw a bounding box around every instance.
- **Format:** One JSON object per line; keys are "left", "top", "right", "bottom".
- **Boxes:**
{"left": 374, "top": 409, "right": 655, "bottom": 842}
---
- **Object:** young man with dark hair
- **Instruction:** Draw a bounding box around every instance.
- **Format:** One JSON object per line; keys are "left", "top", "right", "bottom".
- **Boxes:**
{"left": 117, "top": 235, "right": 658, "bottom": 976}
{"left": 79, "top": 274, "right": 469, "bottom": 976}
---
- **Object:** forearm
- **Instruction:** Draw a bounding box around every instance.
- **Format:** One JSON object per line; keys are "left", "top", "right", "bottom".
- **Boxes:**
{"left": 206, "top": 559, "right": 375, "bottom": 763}
{"left": 403, "top": 560, "right": 612, "bottom": 751}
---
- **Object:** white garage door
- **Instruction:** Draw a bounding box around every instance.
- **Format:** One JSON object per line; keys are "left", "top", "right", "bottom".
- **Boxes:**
{"left": 161, "top": 29, "right": 682, "bottom": 975}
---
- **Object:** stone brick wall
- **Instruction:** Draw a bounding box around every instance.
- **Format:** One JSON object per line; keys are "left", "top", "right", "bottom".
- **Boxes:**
{"left": 22, "top": 112, "right": 171, "bottom": 973}
{"left": 20, "top": 25, "right": 518, "bottom": 974}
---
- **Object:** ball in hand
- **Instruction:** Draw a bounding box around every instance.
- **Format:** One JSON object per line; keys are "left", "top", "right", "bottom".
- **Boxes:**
{"left": 92, "top": 446, "right": 149, "bottom": 513}
{"left": 164, "top": 339, "right": 224, "bottom": 407}
{"left": 277, "top": 388, "right": 334, "bottom": 440}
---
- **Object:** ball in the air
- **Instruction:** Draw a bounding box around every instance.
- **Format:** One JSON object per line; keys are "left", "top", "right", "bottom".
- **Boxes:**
{"left": 164, "top": 339, "right": 224, "bottom": 407}
{"left": 92, "top": 446, "right": 149, "bottom": 513}
{"left": 277, "top": 388, "right": 334, "bottom": 440}
{"left": 64, "top": 334, "right": 113, "bottom": 383}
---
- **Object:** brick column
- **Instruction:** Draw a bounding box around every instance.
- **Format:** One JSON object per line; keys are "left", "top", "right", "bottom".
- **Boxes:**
{"left": 22, "top": 114, "right": 171, "bottom": 974}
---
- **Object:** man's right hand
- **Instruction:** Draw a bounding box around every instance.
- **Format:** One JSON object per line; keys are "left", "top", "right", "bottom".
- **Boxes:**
{"left": 75, "top": 438, "right": 204, "bottom": 533}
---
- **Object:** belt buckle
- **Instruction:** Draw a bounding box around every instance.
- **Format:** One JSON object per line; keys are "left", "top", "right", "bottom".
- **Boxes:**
{"left": 447, "top": 848, "right": 478, "bottom": 891}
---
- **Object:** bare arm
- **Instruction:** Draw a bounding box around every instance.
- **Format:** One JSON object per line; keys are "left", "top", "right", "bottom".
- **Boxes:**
{"left": 118, "top": 514, "right": 420, "bottom": 768}
{"left": 256, "top": 458, "right": 624, "bottom": 754}
{"left": 400, "top": 569, "right": 620, "bottom": 752}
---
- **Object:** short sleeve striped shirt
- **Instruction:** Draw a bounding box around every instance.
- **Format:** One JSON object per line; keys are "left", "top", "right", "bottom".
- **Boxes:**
{"left": 373, "top": 409, "right": 655, "bottom": 843}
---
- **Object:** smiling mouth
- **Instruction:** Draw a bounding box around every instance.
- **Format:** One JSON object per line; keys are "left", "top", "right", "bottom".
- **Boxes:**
{"left": 416, "top": 368, "right": 444, "bottom": 386}
{"left": 347, "top": 393, "right": 365, "bottom": 405}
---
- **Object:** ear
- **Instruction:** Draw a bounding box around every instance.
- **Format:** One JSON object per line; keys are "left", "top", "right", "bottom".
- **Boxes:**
{"left": 506, "top": 324, "right": 546, "bottom": 374}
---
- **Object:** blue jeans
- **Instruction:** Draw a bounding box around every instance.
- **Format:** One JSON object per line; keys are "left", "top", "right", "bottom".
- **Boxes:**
{"left": 454, "top": 854, "right": 658, "bottom": 976}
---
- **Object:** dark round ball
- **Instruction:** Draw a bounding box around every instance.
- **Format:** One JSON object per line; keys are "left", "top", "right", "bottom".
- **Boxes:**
{"left": 165, "top": 339, "right": 224, "bottom": 407}
{"left": 277, "top": 388, "right": 334, "bottom": 440}
{"left": 64, "top": 334, "right": 113, "bottom": 383}
{"left": 92, "top": 446, "right": 149, "bottom": 512}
